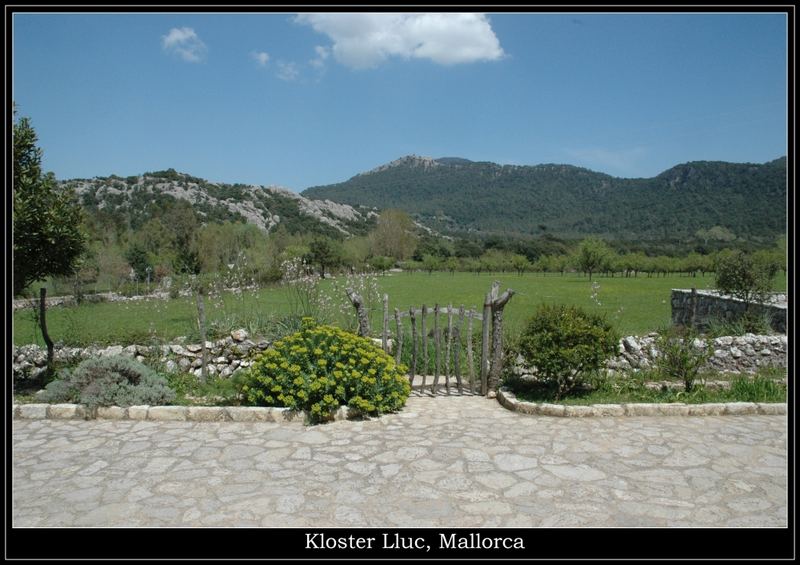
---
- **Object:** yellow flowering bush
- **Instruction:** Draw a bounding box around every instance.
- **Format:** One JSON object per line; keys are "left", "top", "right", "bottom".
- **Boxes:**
{"left": 241, "top": 318, "right": 411, "bottom": 423}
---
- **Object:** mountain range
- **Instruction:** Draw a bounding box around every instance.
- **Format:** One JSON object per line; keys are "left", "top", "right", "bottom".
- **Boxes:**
{"left": 62, "top": 155, "right": 787, "bottom": 244}
{"left": 302, "top": 155, "right": 787, "bottom": 242}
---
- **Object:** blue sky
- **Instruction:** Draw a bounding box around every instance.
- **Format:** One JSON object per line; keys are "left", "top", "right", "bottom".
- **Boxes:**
{"left": 13, "top": 12, "right": 787, "bottom": 191}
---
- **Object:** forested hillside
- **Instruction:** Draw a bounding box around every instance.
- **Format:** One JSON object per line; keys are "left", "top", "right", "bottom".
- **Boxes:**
{"left": 302, "top": 155, "right": 787, "bottom": 243}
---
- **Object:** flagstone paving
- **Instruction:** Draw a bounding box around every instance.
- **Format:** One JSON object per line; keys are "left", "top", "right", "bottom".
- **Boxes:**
{"left": 12, "top": 396, "right": 786, "bottom": 527}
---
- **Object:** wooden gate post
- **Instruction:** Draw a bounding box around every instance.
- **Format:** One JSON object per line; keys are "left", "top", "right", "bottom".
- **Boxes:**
{"left": 382, "top": 294, "right": 389, "bottom": 352}
{"left": 346, "top": 287, "right": 371, "bottom": 337}
{"left": 480, "top": 291, "right": 492, "bottom": 395}
{"left": 487, "top": 281, "right": 515, "bottom": 396}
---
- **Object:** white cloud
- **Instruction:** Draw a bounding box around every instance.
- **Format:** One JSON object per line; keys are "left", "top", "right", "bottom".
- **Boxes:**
{"left": 310, "top": 45, "right": 330, "bottom": 68}
{"left": 162, "top": 27, "right": 207, "bottom": 63}
{"left": 276, "top": 61, "right": 300, "bottom": 81}
{"left": 295, "top": 13, "right": 505, "bottom": 69}
{"left": 251, "top": 51, "right": 270, "bottom": 66}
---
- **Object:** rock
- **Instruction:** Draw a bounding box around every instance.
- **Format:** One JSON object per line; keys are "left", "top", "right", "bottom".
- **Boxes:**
{"left": 231, "top": 329, "right": 248, "bottom": 342}
{"left": 257, "top": 340, "right": 270, "bottom": 350}
{"left": 214, "top": 356, "right": 228, "bottom": 364}
{"left": 730, "top": 347, "right": 743, "bottom": 359}
{"left": 102, "top": 345, "right": 124, "bottom": 357}
{"left": 623, "top": 336, "right": 641, "bottom": 353}
{"left": 123, "top": 345, "right": 138, "bottom": 357}
{"left": 715, "top": 336, "right": 733, "bottom": 347}
{"left": 170, "top": 344, "right": 186, "bottom": 356}
{"left": 186, "top": 343, "right": 202, "bottom": 353}
{"left": 164, "top": 360, "right": 178, "bottom": 373}
{"left": 178, "top": 357, "right": 192, "bottom": 370}
{"left": 147, "top": 406, "right": 188, "bottom": 421}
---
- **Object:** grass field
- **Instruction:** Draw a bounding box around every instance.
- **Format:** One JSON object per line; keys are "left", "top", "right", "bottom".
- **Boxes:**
{"left": 13, "top": 272, "right": 786, "bottom": 347}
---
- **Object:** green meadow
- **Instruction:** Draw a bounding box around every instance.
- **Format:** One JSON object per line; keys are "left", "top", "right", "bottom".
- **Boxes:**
{"left": 13, "top": 272, "right": 786, "bottom": 347}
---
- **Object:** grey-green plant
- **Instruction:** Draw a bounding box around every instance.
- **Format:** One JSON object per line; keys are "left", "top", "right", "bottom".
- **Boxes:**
{"left": 654, "top": 327, "right": 711, "bottom": 392}
{"left": 39, "top": 355, "right": 176, "bottom": 409}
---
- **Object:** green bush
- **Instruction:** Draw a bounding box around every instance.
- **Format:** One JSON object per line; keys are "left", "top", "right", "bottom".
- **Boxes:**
{"left": 517, "top": 304, "right": 618, "bottom": 399}
{"left": 39, "top": 355, "right": 176, "bottom": 409}
{"left": 655, "top": 327, "right": 711, "bottom": 392}
{"left": 241, "top": 318, "right": 411, "bottom": 423}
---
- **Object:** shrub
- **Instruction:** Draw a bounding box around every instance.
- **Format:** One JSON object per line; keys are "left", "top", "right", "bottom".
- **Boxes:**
{"left": 654, "top": 327, "right": 711, "bottom": 392}
{"left": 241, "top": 318, "right": 411, "bottom": 423}
{"left": 517, "top": 304, "right": 618, "bottom": 399}
{"left": 39, "top": 355, "right": 176, "bottom": 409}
{"left": 714, "top": 249, "right": 775, "bottom": 308}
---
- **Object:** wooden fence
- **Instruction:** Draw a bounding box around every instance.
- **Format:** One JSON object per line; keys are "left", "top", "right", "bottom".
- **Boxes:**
{"left": 347, "top": 282, "right": 514, "bottom": 396}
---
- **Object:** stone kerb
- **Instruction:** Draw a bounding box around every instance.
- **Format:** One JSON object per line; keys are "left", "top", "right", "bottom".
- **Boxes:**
{"left": 496, "top": 388, "right": 786, "bottom": 417}
{"left": 12, "top": 403, "right": 360, "bottom": 424}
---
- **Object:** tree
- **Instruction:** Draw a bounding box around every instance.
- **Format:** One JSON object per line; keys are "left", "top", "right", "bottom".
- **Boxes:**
{"left": 369, "top": 255, "right": 394, "bottom": 275}
{"left": 13, "top": 109, "right": 86, "bottom": 296}
{"left": 124, "top": 242, "right": 153, "bottom": 282}
{"left": 421, "top": 254, "right": 441, "bottom": 275}
{"left": 574, "top": 238, "right": 612, "bottom": 281}
{"left": 368, "top": 209, "right": 418, "bottom": 260}
{"left": 714, "top": 249, "right": 775, "bottom": 308}
{"left": 510, "top": 254, "right": 530, "bottom": 276}
{"left": 306, "top": 237, "right": 341, "bottom": 277}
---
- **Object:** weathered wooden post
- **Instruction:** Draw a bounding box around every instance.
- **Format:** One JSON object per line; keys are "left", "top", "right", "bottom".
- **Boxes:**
{"left": 394, "top": 308, "right": 403, "bottom": 365}
{"left": 455, "top": 305, "right": 465, "bottom": 394}
{"left": 421, "top": 304, "right": 428, "bottom": 391}
{"left": 487, "top": 281, "right": 515, "bottom": 395}
{"left": 409, "top": 306, "right": 417, "bottom": 381}
{"left": 382, "top": 294, "right": 389, "bottom": 352}
{"left": 467, "top": 309, "right": 475, "bottom": 393}
{"left": 480, "top": 289, "right": 492, "bottom": 394}
{"left": 445, "top": 303, "right": 453, "bottom": 395}
{"left": 432, "top": 304, "right": 441, "bottom": 394}
{"left": 346, "top": 287, "right": 371, "bottom": 337}
{"left": 39, "top": 288, "right": 54, "bottom": 376}
{"left": 196, "top": 289, "right": 209, "bottom": 382}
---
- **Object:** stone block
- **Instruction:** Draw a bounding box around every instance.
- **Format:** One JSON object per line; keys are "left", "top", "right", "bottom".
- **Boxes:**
{"left": 723, "top": 402, "right": 758, "bottom": 416}
{"left": 127, "top": 405, "right": 150, "bottom": 420}
{"left": 147, "top": 406, "right": 188, "bottom": 421}
{"left": 225, "top": 406, "right": 276, "bottom": 422}
{"left": 623, "top": 403, "right": 659, "bottom": 416}
{"left": 655, "top": 403, "right": 690, "bottom": 416}
{"left": 537, "top": 403, "right": 566, "bottom": 417}
{"left": 18, "top": 404, "right": 48, "bottom": 419}
{"left": 592, "top": 404, "right": 625, "bottom": 417}
{"left": 47, "top": 403, "right": 87, "bottom": 419}
{"left": 187, "top": 406, "right": 229, "bottom": 422}
{"left": 564, "top": 405, "right": 596, "bottom": 417}
{"left": 687, "top": 403, "right": 726, "bottom": 416}
{"left": 756, "top": 403, "right": 786, "bottom": 415}
{"left": 97, "top": 406, "right": 128, "bottom": 419}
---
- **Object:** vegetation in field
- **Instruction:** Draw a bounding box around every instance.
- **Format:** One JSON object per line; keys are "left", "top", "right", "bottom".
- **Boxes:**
{"left": 505, "top": 368, "right": 786, "bottom": 405}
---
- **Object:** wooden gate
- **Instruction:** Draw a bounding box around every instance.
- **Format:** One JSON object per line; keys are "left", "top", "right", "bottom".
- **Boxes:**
{"left": 346, "top": 281, "right": 514, "bottom": 396}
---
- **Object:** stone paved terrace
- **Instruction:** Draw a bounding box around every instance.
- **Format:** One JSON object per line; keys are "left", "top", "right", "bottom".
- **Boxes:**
{"left": 12, "top": 396, "right": 787, "bottom": 527}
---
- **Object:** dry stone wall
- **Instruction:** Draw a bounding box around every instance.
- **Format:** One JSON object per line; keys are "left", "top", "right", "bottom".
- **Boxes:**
{"left": 14, "top": 330, "right": 787, "bottom": 386}
{"left": 12, "top": 329, "right": 269, "bottom": 385}
{"left": 671, "top": 289, "right": 788, "bottom": 333}
{"left": 513, "top": 333, "right": 787, "bottom": 379}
